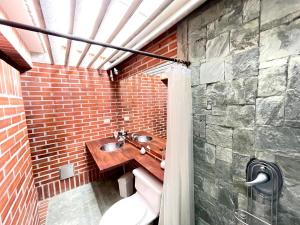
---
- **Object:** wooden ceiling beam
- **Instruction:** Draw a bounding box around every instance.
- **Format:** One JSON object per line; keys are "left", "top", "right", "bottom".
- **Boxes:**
{"left": 97, "top": 0, "right": 173, "bottom": 69}
{"left": 75, "top": 0, "right": 111, "bottom": 68}
{"left": 64, "top": 0, "right": 76, "bottom": 66}
{"left": 87, "top": 0, "right": 142, "bottom": 68}
{"left": 34, "top": 0, "right": 54, "bottom": 64}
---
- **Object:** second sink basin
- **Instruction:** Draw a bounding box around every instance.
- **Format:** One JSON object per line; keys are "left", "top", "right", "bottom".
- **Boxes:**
{"left": 100, "top": 142, "right": 124, "bottom": 152}
{"left": 133, "top": 135, "right": 153, "bottom": 143}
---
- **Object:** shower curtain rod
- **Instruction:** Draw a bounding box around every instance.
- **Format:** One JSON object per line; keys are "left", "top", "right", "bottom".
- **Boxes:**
{"left": 0, "top": 19, "right": 191, "bottom": 67}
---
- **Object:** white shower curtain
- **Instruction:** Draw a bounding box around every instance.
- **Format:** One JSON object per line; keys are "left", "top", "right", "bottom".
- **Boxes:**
{"left": 159, "top": 64, "right": 194, "bottom": 225}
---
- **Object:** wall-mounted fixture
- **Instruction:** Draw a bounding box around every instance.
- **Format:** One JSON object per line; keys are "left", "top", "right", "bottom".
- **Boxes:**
{"left": 103, "top": 118, "right": 111, "bottom": 124}
{"left": 59, "top": 164, "right": 74, "bottom": 180}
{"left": 234, "top": 158, "right": 283, "bottom": 225}
{"left": 246, "top": 159, "right": 283, "bottom": 198}
{"left": 108, "top": 67, "right": 119, "bottom": 81}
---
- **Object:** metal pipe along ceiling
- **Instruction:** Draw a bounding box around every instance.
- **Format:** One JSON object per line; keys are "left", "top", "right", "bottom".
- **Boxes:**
{"left": 0, "top": 19, "right": 190, "bottom": 67}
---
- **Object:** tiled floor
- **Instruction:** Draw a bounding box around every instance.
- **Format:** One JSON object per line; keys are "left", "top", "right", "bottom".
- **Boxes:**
{"left": 45, "top": 180, "right": 122, "bottom": 225}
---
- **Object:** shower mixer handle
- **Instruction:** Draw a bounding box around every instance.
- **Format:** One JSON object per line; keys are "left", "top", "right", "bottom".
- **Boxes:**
{"left": 245, "top": 172, "right": 269, "bottom": 187}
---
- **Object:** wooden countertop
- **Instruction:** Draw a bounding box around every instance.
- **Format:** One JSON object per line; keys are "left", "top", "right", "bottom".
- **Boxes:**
{"left": 86, "top": 132, "right": 165, "bottom": 182}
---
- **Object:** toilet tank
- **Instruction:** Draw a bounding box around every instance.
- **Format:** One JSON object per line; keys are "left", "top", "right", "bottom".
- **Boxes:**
{"left": 133, "top": 168, "right": 163, "bottom": 215}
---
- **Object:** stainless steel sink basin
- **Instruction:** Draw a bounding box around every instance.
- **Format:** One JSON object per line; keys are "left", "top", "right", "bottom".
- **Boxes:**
{"left": 133, "top": 135, "right": 153, "bottom": 143}
{"left": 100, "top": 142, "right": 124, "bottom": 152}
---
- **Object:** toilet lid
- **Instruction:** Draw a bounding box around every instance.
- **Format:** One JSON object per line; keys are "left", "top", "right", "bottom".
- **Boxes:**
{"left": 100, "top": 196, "right": 148, "bottom": 225}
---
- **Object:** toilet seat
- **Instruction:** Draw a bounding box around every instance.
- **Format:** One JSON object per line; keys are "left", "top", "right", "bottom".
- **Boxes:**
{"left": 99, "top": 193, "right": 156, "bottom": 225}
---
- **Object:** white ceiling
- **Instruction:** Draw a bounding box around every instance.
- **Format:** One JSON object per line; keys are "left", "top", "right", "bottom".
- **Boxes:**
{"left": 0, "top": 0, "right": 206, "bottom": 69}
{"left": 0, "top": 0, "right": 45, "bottom": 53}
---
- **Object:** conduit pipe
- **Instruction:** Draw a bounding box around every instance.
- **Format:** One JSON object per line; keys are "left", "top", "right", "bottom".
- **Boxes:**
{"left": 0, "top": 18, "right": 190, "bottom": 66}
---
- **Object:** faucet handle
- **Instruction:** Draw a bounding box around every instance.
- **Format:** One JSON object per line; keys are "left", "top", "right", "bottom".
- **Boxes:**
{"left": 245, "top": 172, "right": 269, "bottom": 187}
{"left": 113, "top": 131, "right": 118, "bottom": 139}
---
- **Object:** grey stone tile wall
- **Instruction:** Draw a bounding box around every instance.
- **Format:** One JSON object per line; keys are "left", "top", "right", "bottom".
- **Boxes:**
{"left": 178, "top": 0, "right": 300, "bottom": 224}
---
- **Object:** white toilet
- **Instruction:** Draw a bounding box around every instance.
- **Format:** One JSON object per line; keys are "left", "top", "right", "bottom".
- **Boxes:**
{"left": 99, "top": 167, "right": 163, "bottom": 225}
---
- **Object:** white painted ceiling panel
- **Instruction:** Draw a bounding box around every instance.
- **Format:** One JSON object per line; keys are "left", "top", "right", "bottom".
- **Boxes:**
{"left": 93, "top": 0, "right": 166, "bottom": 69}
{"left": 40, "top": 0, "right": 72, "bottom": 65}
{"left": 0, "top": 0, "right": 45, "bottom": 53}
{"left": 1, "top": 0, "right": 206, "bottom": 68}
{"left": 67, "top": 0, "right": 104, "bottom": 66}
{"left": 80, "top": 0, "right": 133, "bottom": 68}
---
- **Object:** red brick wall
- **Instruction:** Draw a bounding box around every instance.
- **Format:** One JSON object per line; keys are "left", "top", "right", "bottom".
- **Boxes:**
{"left": 115, "top": 27, "right": 177, "bottom": 138}
{"left": 21, "top": 65, "right": 118, "bottom": 200}
{"left": 0, "top": 59, "right": 40, "bottom": 225}
{"left": 20, "top": 27, "right": 176, "bottom": 200}
{"left": 117, "top": 27, "right": 177, "bottom": 78}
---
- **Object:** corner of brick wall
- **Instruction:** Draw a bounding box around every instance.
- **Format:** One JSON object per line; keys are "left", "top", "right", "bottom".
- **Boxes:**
{"left": 0, "top": 59, "right": 40, "bottom": 225}
{"left": 20, "top": 26, "right": 176, "bottom": 200}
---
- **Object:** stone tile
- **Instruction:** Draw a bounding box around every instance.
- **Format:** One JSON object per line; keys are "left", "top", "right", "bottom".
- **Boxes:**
{"left": 232, "top": 48, "right": 259, "bottom": 78}
{"left": 204, "top": 143, "right": 216, "bottom": 164}
{"left": 225, "top": 56, "right": 233, "bottom": 80}
{"left": 276, "top": 154, "right": 300, "bottom": 186}
{"left": 237, "top": 193, "right": 248, "bottom": 210}
{"left": 216, "top": 204, "right": 236, "bottom": 225}
{"left": 193, "top": 114, "right": 206, "bottom": 138}
{"left": 227, "top": 105, "right": 255, "bottom": 127}
{"left": 192, "top": 84, "right": 207, "bottom": 114}
{"left": 194, "top": 135, "right": 205, "bottom": 154}
{"left": 206, "top": 82, "right": 227, "bottom": 106}
{"left": 194, "top": 137, "right": 216, "bottom": 177}
{"left": 227, "top": 78, "right": 257, "bottom": 105}
{"left": 285, "top": 90, "right": 300, "bottom": 127}
{"left": 256, "top": 96, "right": 285, "bottom": 126}
{"left": 195, "top": 197, "right": 219, "bottom": 225}
{"left": 195, "top": 216, "right": 210, "bottom": 225}
{"left": 195, "top": 160, "right": 216, "bottom": 179}
{"left": 211, "top": 105, "right": 227, "bottom": 116}
{"left": 194, "top": 171, "right": 204, "bottom": 192}
{"left": 216, "top": 146, "right": 233, "bottom": 163}
{"left": 232, "top": 153, "right": 251, "bottom": 178}
{"left": 206, "top": 32, "right": 230, "bottom": 59}
{"left": 260, "top": 18, "right": 300, "bottom": 61}
{"left": 191, "top": 66, "right": 200, "bottom": 86}
{"left": 217, "top": 183, "right": 237, "bottom": 210}
{"left": 258, "top": 62, "right": 287, "bottom": 97}
{"left": 206, "top": 78, "right": 257, "bottom": 106}
{"left": 287, "top": 56, "right": 300, "bottom": 92}
{"left": 255, "top": 126, "right": 300, "bottom": 153}
{"left": 259, "top": 57, "right": 288, "bottom": 69}
{"left": 243, "top": 0, "right": 260, "bottom": 23}
{"left": 234, "top": 177, "right": 248, "bottom": 196}
{"left": 188, "top": 0, "right": 224, "bottom": 30}
{"left": 233, "top": 128, "right": 255, "bottom": 154}
{"left": 216, "top": 159, "right": 233, "bottom": 181}
{"left": 255, "top": 149, "right": 276, "bottom": 162}
{"left": 284, "top": 56, "right": 300, "bottom": 127}
{"left": 206, "top": 105, "right": 255, "bottom": 128}
{"left": 261, "top": 0, "right": 300, "bottom": 27}
{"left": 207, "top": 9, "right": 243, "bottom": 38}
{"left": 223, "top": 0, "right": 243, "bottom": 14}
{"left": 230, "top": 19, "right": 259, "bottom": 53}
{"left": 277, "top": 184, "right": 300, "bottom": 225}
{"left": 203, "top": 178, "right": 217, "bottom": 199}
{"left": 206, "top": 124, "right": 233, "bottom": 148}
{"left": 188, "top": 27, "right": 207, "bottom": 65}
{"left": 200, "top": 58, "right": 225, "bottom": 84}
{"left": 259, "top": 68, "right": 287, "bottom": 91}
{"left": 177, "top": 20, "right": 188, "bottom": 59}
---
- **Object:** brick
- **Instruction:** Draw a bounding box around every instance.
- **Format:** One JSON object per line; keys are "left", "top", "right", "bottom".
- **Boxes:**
{"left": 0, "top": 59, "right": 40, "bottom": 225}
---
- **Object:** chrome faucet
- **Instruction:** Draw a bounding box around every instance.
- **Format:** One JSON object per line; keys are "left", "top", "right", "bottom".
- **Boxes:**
{"left": 113, "top": 129, "right": 128, "bottom": 143}
{"left": 245, "top": 172, "right": 269, "bottom": 186}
